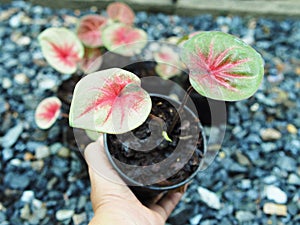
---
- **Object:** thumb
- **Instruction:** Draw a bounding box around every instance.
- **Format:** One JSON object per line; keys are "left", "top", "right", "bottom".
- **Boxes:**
{"left": 84, "top": 135, "right": 135, "bottom": 204}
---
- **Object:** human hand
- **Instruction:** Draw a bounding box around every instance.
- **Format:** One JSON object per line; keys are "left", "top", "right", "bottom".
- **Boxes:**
{"left": 84, "top": 136, "right": 185, "bottom": 225}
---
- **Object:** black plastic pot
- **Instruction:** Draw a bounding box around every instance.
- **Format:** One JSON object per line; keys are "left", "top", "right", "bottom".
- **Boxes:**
{"left": 104, "top": 94, "right": 207, "bottom": 205}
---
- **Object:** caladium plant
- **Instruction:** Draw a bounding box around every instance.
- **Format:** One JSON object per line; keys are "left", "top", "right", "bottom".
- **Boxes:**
{"left": 38, "top": 2, "right": 147, "bottom": 75}
{"left": 68, "top": 31, "right": 264, "bottom": 136}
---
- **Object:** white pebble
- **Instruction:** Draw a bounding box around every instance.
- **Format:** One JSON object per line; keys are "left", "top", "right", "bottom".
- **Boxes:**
{"left": 56, "top": 209, "right": 74, "bottom": 221}
{"left": 21, "top": 190, "right": 34, "bottom": 203}
{"left": 197, "top": 187, "right": 221, "bottom": 210}
{"left": 2, "top": 78, "right": 12, "bottom": 89}
{"left": 264, "top": 185, "right": 287, "bottom": 204}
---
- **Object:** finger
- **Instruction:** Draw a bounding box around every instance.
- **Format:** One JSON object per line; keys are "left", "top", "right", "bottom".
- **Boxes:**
{"left": 84, "top": 136, "right": 136, "bottom": 207}
{"left": 149, "top": 191, "right": 183, "bottom": 221}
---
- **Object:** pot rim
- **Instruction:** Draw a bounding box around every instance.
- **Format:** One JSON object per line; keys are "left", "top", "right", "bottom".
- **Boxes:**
{"left": 104, "top": 93, "right": 207, "bottom": 191}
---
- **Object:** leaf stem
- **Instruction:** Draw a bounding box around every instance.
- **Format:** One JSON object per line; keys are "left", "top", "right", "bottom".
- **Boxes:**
{"left": 61, "top": 113, "right": 69, "bottom": 118}
{"left": 168, "top": 85, "right": 194, "bottom": 134}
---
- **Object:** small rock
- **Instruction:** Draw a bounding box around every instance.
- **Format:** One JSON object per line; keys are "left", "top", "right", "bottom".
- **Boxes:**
{"left": 57, "top": 146, "right": 71, "bottom": 158}
{"left": 20, "top": 204, "right": 31, "bottom": 220}
{"left": 276, "top": 156, "right": 297, "bottom": 172}
{"left": 260, "top": 128, "right": 282, "bottom": 141}
{"left": 235, "top": 151, "right": 251, "bottom": 166}
{"left": 263, "top": 175, "right": 277, "bottom": 184}
{"left": 287, "top": 173, "right": 300, "bottom": 185}
{"left": 14, "top": 73, "right": 29, "bottom": 85}
{"left": 47, "top": 177, "right": 58, "bottom": 190}
{"left": 261, "top": 142, "right": 277, "bottom": 152}
{"left": 35, "top": 145, "right": 50, "bottom": 159}
{"left": 72, "top": 213, "right": 87, "bottom": 225}
{"left": 1, "top": 123, "right": 23, "bottom": 148}
{"left": 10, "top": 158, "right": 22, "bottom": 167}
{"left": 21, "top": 190, "right": 34, "bottom": 203}
{"left": 38, "top": 77, "right": 57, "bottom": 91}
{"left": 16, "top": 36, "right": 31, "bottom": 46}
{"left": 287, "top": 124, "right": 298, "bottom": 134}
{"left": 2, "top": 77, "right": 12, "bottom": 89}
{"left": 264, "top": 185, "right": 287, "bottom": 204}
{"left": 0, "top": 211, "right": 6, "bottom": 222}
{"left": 189, "top": 214, "right": 202, "bottom": 225}
{"left": 56, "top": 209, "right": 74, "bottom": 221}
{"left": 2, "top": 148, "right": 13, "bottom": 161}
{"left": 9, "top": 13, "right": 21, "bottom": 28}
{"left": 235, "top": 211, "right": 255, "bottom": 222}
{"left": 24, "top": 152, "right": 35, "bottom": 161}
{"left": 4, "top": 172, "right": 30, "bottom": 189}
{"left": 239, "top": 179, "right": 252, "bottom": 189}
{"left": 263, "top": 202, "right": 287, "bottom": 216}
{"left": 77, "top": 196, "right": 87, "bottom": 210}
{"left": 31, "top": 160, "right": 44, "bottom": 171}
{"left": 287, "top": 202, "right": 298, "bottom": 216}
{"left": 197, "top": 187, "right": 221, "bottom": 210}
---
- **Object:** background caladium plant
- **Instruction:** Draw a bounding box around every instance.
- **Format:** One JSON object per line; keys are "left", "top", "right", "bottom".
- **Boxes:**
{"left": 69, "top": 68, "right": 152, "bottom": 134}
{"left": 35, "top": 97, "right": 62, "bottom": 129}
{"left": 154, "top": 46, "right": 184, "bottom": 79}
{"left": 181, "top": 31, "right": 264, "bottom": 101}
{"left": 76, "top": 15, "right": 107, "bottom": 48}
{"left": 38, "top": 27, "right": 84, "bottom": 74}
{"left": 107, "top": 2, "right": 135, "bottom": 25}
{"left": 102, "top": 23, "right": 147, "bottom": 57}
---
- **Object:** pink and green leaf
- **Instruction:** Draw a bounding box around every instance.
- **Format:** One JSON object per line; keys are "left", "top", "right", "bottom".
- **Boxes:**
{"left": 79, "top": 47, "right": 103, "bottom": 74}
{"left": 181, "top": 31, "right": 264, "bottom": 101}
{"left": 154, "top": 46, "right": 184, "bottom": 79}
{"left": 35, "top": 97, "right": 62, "bottom": 129}
{"left": 38, "top": 28, "right": 84, "bottom": 74}
{"left": 107, "top": 2, "right": 135, "bottom": 25}
{"left": 77, "top": 15, "right": 107, "bottom": 47}
{"left": 102, "top": 23, "right": 147, "bottom": 56}
{"left": 69, "top": 68, "right": 151, "bottom": 134}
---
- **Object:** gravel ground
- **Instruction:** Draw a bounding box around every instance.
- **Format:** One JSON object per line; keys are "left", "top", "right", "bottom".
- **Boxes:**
{"left": 0, "top": 1, "right": 300, "bottom": 225}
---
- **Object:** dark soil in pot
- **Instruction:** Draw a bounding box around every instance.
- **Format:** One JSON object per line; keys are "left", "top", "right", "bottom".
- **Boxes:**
{"left": 105, "top": 94, "right": 206, "bottom": 204}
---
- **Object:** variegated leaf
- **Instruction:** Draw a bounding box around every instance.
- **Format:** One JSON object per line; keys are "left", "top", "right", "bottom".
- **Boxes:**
{"left": 77, "top": 15, "right": 107, "bottom": 47}
{"left": 102, "top": 23, "right": 147, "bottom": 57}
{"left": 107, "top": 2, "right": 135, "bottom": 25}
{"left": 69, "top": 68, "right": 151, "bottom": 134}
{"left": 154, "top": 46, "right": 184, "bottom": 79}
{"left": 181, "top": 31, "right": 264, "bottom": 101}
{"left": 38, "top": 28, "right": 84, "bottom": 74}
{"left": 35, "top": 97, "right": 62, "bottom": 129}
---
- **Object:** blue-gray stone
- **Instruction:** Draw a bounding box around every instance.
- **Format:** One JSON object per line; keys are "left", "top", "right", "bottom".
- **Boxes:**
{"left": 0, "top": 97, "right": 7, "bottom": 114}
{"left": 1, "top": 123, "right": 23, "bottom": 148}
{"left": 0, "top": 211, "right": 6, "bottom": 222}
{"left": 9, "top": 14, "right": 21, "bottom": 28}
{"left": 261, "top": 142, "right": 277, "bottom": 152}
{"left": 2, "top": 148, "right": 13, "bottom": 161}
{"left": 4, "top": 172, "right": 30, "bottom": 189}
{"left": 276, "top": 156, "right": 297, "bottom": 172}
